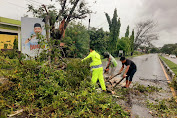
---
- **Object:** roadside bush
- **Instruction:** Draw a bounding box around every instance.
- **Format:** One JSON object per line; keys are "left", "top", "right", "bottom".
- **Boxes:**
{"left": 133, "top": 51, "right": 143, "bottom": 55}
{"left": 0, "top": 57, "right": 129, "bottom": 117}
{"left": 2, "top": 50, "right": 17, "bottom": 59}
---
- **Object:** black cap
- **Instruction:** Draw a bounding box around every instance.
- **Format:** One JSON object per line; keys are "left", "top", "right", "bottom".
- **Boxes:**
{"left": 34, "top": 23, "right": 41, "bottom": 28}
{"left": 120, "top": 56, "right": 126, "bottom": 61}
{"left": 104, "top": 52, "right": 109, "bottom": 58}
{"left": 90, "top": 45, "right": 95, "bottom": 50}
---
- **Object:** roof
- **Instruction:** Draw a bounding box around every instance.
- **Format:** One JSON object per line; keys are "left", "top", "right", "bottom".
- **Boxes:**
{"left": 0, "top": 17, "right": 21, "bottom": 26}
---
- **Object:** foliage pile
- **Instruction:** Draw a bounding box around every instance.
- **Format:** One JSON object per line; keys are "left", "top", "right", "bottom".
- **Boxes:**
{"left": 0, "top": 57, "right": 129, "bottom": 117}
{"left": 114, "top": 83, "right": 162, "bottom": 100}
{"left": 146, "top": 98, "right": 177, "bottom": 117}
{"left": 132, "top": 83, "right": 162, "bottom": 94}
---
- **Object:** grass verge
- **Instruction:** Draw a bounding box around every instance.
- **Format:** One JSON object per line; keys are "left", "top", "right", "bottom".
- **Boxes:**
{"left": 159, "top": 56, "right": 177, "bottom": 76}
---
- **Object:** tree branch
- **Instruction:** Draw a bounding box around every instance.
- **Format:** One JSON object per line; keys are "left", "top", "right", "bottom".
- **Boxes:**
{"left": 64, "top": 0, "right": 80, "bottom": 29}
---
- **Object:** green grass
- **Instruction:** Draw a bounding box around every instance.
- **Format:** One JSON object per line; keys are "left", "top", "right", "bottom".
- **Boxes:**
{"left": 159, "top": 56, "right": 177, "bottom": 76}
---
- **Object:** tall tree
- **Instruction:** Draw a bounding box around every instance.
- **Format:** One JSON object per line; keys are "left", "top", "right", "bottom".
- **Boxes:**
{"left": 27, "top": 0, "right": 91, "bottom": 61}
{"left": 89, "top": 28, "right": 109, "bottom": 55}
{"left": 134, "top": 19, "right": 158, "bottom": 54}
{"left": 130, "top": 29, "right": 134, "bottom": 55}
{"left": 125, "top": 25, "right": 129, "bottom": 37}
{"left": 105, "top": 8, "right": 121, "bottom": 55}
{"left": 63, "top": 22, "right": 90, "bottom": 58}
{"left": 28, "top": 0, "right": 91, "bottom": 41}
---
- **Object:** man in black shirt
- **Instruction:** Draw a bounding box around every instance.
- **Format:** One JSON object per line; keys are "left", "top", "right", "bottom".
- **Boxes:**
{"left": 118, "top": 57, "right": 137, "bottom": 88}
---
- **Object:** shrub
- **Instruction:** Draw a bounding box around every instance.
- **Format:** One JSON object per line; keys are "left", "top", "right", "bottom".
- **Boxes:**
{"left": 0, "top": 57, "right": 129, "bottom": 117}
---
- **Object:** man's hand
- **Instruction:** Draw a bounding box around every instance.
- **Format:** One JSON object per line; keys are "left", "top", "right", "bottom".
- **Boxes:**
{"left": 118, "top": 72, "right": 122, "bottom": 75}
{"left": 105, "top": 68, "right": 109, "bottom": 72}
{"left": 123, "top": 74, "right": 127, "bottom": 78}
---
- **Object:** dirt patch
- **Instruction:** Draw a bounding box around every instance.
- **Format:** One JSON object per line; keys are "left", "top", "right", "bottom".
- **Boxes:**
{"left": 0, "top": 77, "right": 8, "bottom": 85}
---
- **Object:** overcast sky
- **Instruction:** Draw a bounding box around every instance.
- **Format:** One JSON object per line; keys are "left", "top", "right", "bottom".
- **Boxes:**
{"left": 0, "top": 0, "right": 177, "bottom": 47}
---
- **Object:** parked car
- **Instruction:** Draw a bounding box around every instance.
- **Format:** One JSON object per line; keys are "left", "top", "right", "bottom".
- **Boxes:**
{"left": 169, "top": 54, "right": 176, "bottom": 58}
{"left": 165, "top": 54, "right": 169, "bottom": 56}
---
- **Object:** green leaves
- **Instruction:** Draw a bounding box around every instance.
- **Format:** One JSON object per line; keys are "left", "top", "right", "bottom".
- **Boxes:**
{"left": 63, "top": 22, "right": 90, "bottom": 58}
{"left": 0, "top": 57, "right": 129, "bottom": 117}
{"left": 89, "top": 28, "right": 109, "bottom": 55}
{"left": 105, "top": 8, "right": 121, "bottom": 55}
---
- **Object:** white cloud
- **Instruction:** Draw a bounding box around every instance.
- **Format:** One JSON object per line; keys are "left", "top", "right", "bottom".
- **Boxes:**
{"left": 0, "top": 0, "right": 177, "bottom": 47}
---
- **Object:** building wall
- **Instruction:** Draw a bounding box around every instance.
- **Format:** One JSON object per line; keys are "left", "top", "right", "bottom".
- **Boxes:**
{"left": 0, "top": 16, "right": 21, "bottom": 50}
{"left": 0, "top": 24, "right": 19, "bottom": 31}
{"left": 0, "top": 34, "right": 17, "bottom": 49}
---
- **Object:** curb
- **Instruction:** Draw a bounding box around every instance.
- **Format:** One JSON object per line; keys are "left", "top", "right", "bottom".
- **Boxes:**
{"left": 159, "top": 56, "right": 176, "bottom": 79}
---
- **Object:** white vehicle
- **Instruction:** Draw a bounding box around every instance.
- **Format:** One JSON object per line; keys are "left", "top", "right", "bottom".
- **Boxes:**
{"left": 169, "top": 54, "right": 176, "bottom": 58}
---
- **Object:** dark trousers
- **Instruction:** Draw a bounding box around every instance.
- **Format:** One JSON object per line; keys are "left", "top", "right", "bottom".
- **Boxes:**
{"left": 126, "top": 69, "right": 137, "bottom": 81}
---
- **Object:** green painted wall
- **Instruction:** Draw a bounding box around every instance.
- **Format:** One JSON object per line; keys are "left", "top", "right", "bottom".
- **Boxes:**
{"left": 0, "top": 24, "right": 19, "bottom": 31}
{"left": 0, "top": 17, "right": 21, "bottom": 26}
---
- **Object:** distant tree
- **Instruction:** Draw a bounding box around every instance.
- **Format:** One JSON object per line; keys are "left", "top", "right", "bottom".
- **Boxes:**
{"left": 105, "top": 8, "right": 121, "bottom": 55}
{"left": 13, "top": 37, "right": 18, "bottom": 50}
{"left": 130, "top": 29, "right": 135, "bottom": 56}
{"left": 134, "top": 20, "right": 158, "bottom": 55}
{"left": 150, "top": 47, "right": 159, "bottom": 53}
{"left": 172, "top": 49, "right": 177, "bottom": 56}
{"left": 125, "top": 25, "right": 129, "bottom": 37}
{"left": 145, "top": 42, "right": 155, "bottom": 53}
{"left": 117, "top": 38, "right": 130, "bottom": 56}
{"left": 161, "top": 44, "right": 177, "bottom": 54}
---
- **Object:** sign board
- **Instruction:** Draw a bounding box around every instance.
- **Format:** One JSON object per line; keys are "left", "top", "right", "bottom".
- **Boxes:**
{"left": 21, "top": 17, "right": 46, "bottom": 57}
{"left": 119, "top": 50, "right": 123, "bottom": 53}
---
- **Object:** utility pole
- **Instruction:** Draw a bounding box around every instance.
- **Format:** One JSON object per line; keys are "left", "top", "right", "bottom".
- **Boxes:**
{"left": 88, "top": 13, "right": 91, "bottom": 30}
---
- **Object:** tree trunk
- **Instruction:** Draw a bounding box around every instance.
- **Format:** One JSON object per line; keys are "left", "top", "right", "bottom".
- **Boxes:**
{"left": 45, "top": 15, "right": 51, "bottom": 67}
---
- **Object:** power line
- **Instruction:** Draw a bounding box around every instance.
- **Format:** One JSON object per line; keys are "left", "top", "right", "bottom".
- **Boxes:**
{"left": 96, "top": 21, "right": 107, "bottom": 28}
{"left": 2, "top": 1, "right": 27, "bottom": 9}
{"left": 25, "top": 0, "right": 43, "bottom": 5}
{"left": 25, "top": 0, "right": 41, "bottom": 7}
